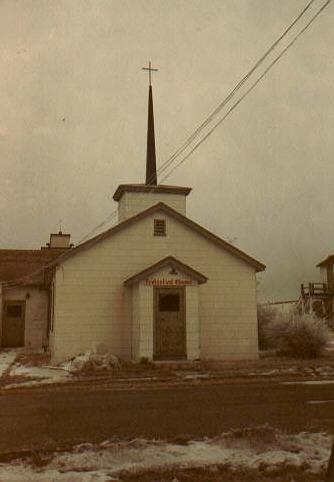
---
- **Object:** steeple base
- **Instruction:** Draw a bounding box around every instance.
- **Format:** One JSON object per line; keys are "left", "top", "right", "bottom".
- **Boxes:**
{"left": 113, "top": 183, "right": 192, "bottom": 223}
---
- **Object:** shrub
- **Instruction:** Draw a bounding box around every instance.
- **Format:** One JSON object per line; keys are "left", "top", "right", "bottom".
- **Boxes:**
{"left": 257, "top": 304, "right": 277, "bottom": 350}
{"left": 265, "top": 315, "right": 329, "bottom": 358}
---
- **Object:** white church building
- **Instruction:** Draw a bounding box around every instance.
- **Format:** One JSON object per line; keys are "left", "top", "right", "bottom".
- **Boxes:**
{"left": 0, "top": 73, "right": 265, "bottom": 362}
{"left": 47, "top": 78, "right": 265, "bottom": 363}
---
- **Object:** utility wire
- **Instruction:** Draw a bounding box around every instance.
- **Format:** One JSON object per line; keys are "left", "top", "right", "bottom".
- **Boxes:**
{"left": 153, "top": 0, "right": 317, "bottom": 181}
{"left": 76, "top": 0, "right": 320, "bottom": 246}
{"left": 160, "top": 0, "right": 332, "bottom": 183}
{"left": 81, "top": 0, "right": 331, "bottom": 246}
{"left": 2, "top": 0, "right": 331, "bottom": 289}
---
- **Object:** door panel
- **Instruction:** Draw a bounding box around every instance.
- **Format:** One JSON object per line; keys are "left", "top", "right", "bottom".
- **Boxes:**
{"left": 2, "top": 301, "right": 25, "bottom": 347}
{"left": 154, "top": 288, "right": 186, "bottom": 360}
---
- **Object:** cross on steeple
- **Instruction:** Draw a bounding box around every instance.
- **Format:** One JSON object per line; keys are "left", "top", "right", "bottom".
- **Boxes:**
{"left": 142, "top": 61, "right": 158, "bottom": 87}
{"left": 142, "top": 61, "right": 158, "bottom": 185}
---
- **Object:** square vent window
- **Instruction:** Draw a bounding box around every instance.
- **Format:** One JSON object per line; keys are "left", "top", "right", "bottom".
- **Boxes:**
{"left": 154, "top": 219, "right": 166, "bottom": 236}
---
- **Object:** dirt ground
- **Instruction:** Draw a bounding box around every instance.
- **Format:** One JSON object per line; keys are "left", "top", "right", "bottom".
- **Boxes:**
{"left": 77, "top": 350, "right": 334, "bottom": 380}
{"left": 119, "top": 464, "right": 324, "bottom": 482}
{"left": 6, "top": 349, "right": 334, "bottom": 383}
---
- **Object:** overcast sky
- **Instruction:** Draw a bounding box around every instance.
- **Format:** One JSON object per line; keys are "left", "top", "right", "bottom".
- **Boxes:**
{"left": 0, "top": 0, "right": 333, "bottom": 301}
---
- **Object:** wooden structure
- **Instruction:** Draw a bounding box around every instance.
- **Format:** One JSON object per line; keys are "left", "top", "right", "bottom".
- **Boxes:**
{"left": 154, "top": 287, "right": 186, "bottom": 360}
{"left": 297, "top": 282, "right": 333, "bottom": 320}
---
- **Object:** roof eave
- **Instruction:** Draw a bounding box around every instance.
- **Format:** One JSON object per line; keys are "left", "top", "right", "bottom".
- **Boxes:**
{"left": 316, "top": 256, "right": 333, "bottom": 268}
{"left": 55, "top": 202, "right": 266, "bottom": 272}
{"left": 113, "top": 184, "right": 192, "bottom": 202}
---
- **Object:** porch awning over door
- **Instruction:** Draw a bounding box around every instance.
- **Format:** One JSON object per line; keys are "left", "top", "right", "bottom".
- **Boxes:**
{"left": 123, "top": 256, "right": 208, "bottom": 286}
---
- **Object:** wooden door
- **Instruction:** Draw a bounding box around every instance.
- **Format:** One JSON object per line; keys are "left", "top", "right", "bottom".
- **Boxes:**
{"left": 154, "top": 288, "right": 186, "bottom": 360}
{"left": 2, "top": 301, "right": 25, "bottom": 347}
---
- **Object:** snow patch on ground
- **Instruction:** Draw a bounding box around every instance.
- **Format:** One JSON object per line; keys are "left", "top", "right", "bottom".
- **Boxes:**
{"left": 256, "top": 367, "right": 299, "bottom": 376}
{"left": 251, "top": 366, "right": 334, "bottom": 378}
{"left": 282, "top": 379, "right": 334, "bottom": 385}
{"left": 182, "top": 373, "right": 210, "bottom": 380}
{"left": 0, "top": 429, "right": 330, "bottom": 481}
{"left": 3, "top": 347, "right": 120, "bottom": 389}
{"left": 5, "top": 364, "right": 72, "bottom": 389}
{"left": 0, "top": 465, "right": 116, "bottom": 482}
{"left": 0, "top": 351, "right": 18, "bottom": 376}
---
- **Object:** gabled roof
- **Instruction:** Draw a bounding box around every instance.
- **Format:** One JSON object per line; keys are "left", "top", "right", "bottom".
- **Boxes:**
{"left": 113, "top": 184, "right": 192, "bottom": 201}
{"left": 57, "top": 202, "right": 266, "bottom": 272}
{"left": 317, "top": 255, "right": 334, "bottom": 268}
{"left": 124, "top": 256, "right": 208, "bottom": 286}
{"left": 0, "top": 249, "right": 67, "bottom": 286}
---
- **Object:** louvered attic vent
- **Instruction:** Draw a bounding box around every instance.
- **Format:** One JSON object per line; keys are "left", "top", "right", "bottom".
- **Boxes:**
{"left": 154, "top": 219, "right": 166, "bottom": 236}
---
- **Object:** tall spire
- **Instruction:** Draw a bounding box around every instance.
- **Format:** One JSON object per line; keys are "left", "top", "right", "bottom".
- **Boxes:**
{"left": 142, "top": 61, "right": 158, "bottom": 185}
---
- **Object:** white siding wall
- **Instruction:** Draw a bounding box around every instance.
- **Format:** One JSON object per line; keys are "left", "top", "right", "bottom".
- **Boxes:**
{"left": 186, "top": 285, "right": 200, "bottom": 360}
{"left": 137, "top": 283, "right": 153, "bottom": 358}
{"left": 131, "top": 283, "right": 154, "bottom": 360}
{"left": 52, "top": 209, "right": 259, "bottom": 362}
{"left": 53, "top": 265, "right": 132, "bottom": 361}
{"left": 2, "top": 287, "right": 48, "bottom": 350}
{"left": 118, "top": 192, "right": 187, "bottom": 222}
{"left": 131, "top": 284, "right": 140, "bottom": 359}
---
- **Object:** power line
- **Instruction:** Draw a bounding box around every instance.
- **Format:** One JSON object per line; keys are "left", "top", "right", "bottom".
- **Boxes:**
{"left": 2, "top": 0, "right": 331, "bottom": 289}
{"left": 77, "top": 209, "right": 118, "bottom": 244}
{"left": 160, "top": 0, "right": 332, "bottom": 183}
{"left": 153, "top": 0, "right": 317, "bottom": 181}
{"left": 77, "top": 0, "right": 320, "bottom": 246}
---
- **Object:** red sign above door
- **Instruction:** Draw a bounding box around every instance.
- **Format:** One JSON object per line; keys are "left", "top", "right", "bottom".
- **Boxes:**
{"left": 145, "top": 278, "right": 192, "bottom": 286}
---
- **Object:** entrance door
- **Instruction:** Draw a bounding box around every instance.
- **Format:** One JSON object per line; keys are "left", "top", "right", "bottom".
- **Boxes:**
{"left": 154, "top": 288, "right": 186, "bottom": 360}
{"left": 2, "top": 301, "right": 25, "bottom": 347}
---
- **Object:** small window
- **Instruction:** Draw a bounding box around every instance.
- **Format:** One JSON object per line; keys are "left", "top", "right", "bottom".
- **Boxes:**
{"left": 159, "top": 293, "right": 180, "bottom": 312}
{"left": 7, "top": 305, "right": 22, "bottom": 318}
{"left": 154, "top": 219, "right": 166, "bottom": 236}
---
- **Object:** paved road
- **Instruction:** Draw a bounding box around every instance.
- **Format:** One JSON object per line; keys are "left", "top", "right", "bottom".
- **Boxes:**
{"left": 0, "top": 379, "right": 333, "bottom": 454}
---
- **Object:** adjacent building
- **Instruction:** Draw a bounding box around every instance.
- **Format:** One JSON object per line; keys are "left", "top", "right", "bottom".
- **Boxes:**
{"left": 298, "top": 255, "right": 334, "bottom": 322}
{"left": 0, "top": 233, "right": 72, "bottom": 349}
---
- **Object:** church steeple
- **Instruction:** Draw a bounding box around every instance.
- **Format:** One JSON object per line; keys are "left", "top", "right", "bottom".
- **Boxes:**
{"left": 112, "top": 62, "right": 192, "bottom": 223}
{"left": 142, "top": 62, "right": 158, "bottom": 185}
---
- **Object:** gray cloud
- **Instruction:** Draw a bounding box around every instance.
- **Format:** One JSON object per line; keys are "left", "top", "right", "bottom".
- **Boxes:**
{"left": 0, "top": 0, "right": 333, "bottom": 301}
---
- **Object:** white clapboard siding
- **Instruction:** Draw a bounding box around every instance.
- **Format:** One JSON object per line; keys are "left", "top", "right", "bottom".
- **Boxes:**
{"left": 52, "top": 208, "right": 258, "bottom": 362}
{"left": 118, "top": 191, "right": 186, "bottom": 222}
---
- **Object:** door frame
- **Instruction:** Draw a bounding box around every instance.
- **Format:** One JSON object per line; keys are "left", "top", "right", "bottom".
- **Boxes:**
{"left": 153, "top": 286, "right": 186, "bottom": 361}
{"left": 2, "top": 300, "right": 26, "bottom": 348}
